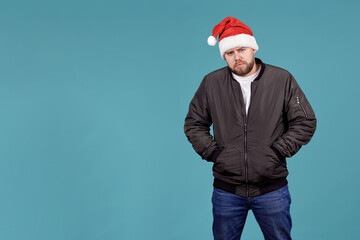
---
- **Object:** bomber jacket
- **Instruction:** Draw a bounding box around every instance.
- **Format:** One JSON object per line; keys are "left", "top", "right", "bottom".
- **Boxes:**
{"left": 184, "top": 58, "right": 317, "bottom": 197}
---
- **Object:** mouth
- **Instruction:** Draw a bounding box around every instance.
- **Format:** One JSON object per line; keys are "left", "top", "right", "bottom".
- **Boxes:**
{"left": 236, "top": 61, "right": 246, "bottom": 66}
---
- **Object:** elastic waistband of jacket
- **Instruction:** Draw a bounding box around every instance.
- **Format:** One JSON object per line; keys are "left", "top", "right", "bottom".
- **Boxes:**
{"left": 213, "top": 177, "right": 288, "bottom": 197}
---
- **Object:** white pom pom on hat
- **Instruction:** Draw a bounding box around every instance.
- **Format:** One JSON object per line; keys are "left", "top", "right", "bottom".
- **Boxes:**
{"left": 207, "top": 36, "right": 217, "bottom": 46}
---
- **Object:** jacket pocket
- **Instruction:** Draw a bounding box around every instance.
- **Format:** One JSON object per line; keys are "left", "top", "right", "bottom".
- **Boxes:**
{"left": 249, "top": 145, "right": 285, "bottom": 183}
{"left": 269, "top": 145, "right": 285, "bottom": 162}
{"left": 212, "top": 146, "right": 242, "bottom": 177}
{"left": 267, "top": 146, "right": 284, "bottom": 165}
{"left": 267, "top": 145, "right": 288, "bottom": 179}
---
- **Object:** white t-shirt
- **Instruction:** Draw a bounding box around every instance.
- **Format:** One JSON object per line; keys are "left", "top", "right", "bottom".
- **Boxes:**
{"left": 231, "top": 65, "right": 261, "bottom": 115}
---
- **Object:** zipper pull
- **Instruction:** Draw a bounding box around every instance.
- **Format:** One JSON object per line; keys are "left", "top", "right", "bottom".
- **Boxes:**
{"left": 296, "top": 96, "right": 308, "bottom": 117}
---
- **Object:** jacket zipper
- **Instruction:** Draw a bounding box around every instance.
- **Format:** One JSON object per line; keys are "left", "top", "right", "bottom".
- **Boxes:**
{"left": 244, "top": 121, "right": 249, "bottom": 197}
{"left": 244, "top": 83, "right": 253, "bottom": 198}
{"left": 296, "top": 96, "right": 308, "bottom": 117}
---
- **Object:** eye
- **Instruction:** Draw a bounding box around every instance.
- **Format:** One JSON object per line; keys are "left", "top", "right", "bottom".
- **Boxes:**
{"left": 227, "top": 51, "right": 234, "bottom": 56}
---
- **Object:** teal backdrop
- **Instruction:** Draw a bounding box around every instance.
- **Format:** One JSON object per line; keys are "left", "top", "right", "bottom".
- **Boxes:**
{"left": 1, "top": 0, "right": 359, "bottom": 239}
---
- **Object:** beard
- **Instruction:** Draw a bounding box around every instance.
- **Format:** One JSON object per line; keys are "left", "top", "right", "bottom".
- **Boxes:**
{"left": 230, "top": 58, "right": 255, "bottom": 76}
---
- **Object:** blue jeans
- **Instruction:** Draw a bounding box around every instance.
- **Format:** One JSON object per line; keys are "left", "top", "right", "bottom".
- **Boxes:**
{"left": 212, "top": 185, "right": 292, "bottom": 240}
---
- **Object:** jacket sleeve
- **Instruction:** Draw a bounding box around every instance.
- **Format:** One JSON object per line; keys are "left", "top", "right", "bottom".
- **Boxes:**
{"left": 271, "top": 74, "right": 317, "bottom": 158}
{"left": 184, "top": 77, "right": 222, "bottom": 162}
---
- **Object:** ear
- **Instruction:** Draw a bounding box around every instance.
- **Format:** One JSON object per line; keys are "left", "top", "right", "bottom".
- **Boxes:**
{"left": 253, "top": 49, "right": 257, "bottom": 55}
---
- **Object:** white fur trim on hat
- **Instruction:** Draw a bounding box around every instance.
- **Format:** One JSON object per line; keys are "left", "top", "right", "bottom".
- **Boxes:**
{"left": 219, "top": 34, "right": 259, "bottom": 59}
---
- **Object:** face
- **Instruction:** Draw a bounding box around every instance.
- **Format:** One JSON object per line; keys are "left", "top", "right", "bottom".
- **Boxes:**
{"left": 224, "top": 47, "right": 257, "bottom": 77}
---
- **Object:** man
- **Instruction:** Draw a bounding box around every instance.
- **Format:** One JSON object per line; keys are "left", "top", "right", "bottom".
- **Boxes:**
{"left": 184, "top": 17, "right": 317, "bottom": 240}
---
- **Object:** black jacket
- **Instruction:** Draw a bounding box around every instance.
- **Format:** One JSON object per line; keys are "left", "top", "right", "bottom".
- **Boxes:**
{"left": 184, "top": 58, "right": 317, "bottom": 197}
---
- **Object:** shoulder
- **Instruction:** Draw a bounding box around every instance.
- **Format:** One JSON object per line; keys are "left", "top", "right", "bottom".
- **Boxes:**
{"left": 263, "top": 63, "right": 293, "bottom": 80}
{"left": 204, "top": 66, "right": 229, "bottom": 82}
{"left": 199, "top": 67, "right": 230, "bottom": 90}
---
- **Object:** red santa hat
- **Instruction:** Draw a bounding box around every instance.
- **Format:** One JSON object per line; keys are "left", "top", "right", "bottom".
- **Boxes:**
{"left": 207, "top": 17, "right": 259, "bottom": 59}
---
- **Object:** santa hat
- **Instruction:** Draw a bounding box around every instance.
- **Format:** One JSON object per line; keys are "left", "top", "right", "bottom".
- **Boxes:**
{"left": 207, "top": 17, "right": 259, "bottom": 59}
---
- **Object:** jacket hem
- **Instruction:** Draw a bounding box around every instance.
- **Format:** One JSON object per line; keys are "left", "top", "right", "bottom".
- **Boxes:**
{"left": 213, "top": 177, "right": 288, "bottom": 197}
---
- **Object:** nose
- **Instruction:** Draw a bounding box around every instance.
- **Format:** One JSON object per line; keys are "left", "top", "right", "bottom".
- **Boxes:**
{"left": 234, "top": 51, "right": 242, "bottom": 60}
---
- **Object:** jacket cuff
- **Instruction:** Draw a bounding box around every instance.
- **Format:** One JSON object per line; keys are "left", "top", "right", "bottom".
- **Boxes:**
{"left": 270, "top": 145, "right": 284, "bottom": 160}
{"left": 208, "top": 147, "right": 222, "bottom": 162}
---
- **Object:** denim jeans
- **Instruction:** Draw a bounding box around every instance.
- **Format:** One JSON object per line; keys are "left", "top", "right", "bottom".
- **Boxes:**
{"left": 212, "top": 185, "right": 292, "bottom": 240}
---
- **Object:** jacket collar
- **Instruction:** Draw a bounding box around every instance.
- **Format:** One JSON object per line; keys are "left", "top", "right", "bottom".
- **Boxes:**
{"left": 254, "top": 58, "right": 265, "bottom": 82}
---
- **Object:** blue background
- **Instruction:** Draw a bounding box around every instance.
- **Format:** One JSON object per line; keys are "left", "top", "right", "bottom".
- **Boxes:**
{"left": 1, "top": 0, "right": 359, "bottom": 239}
